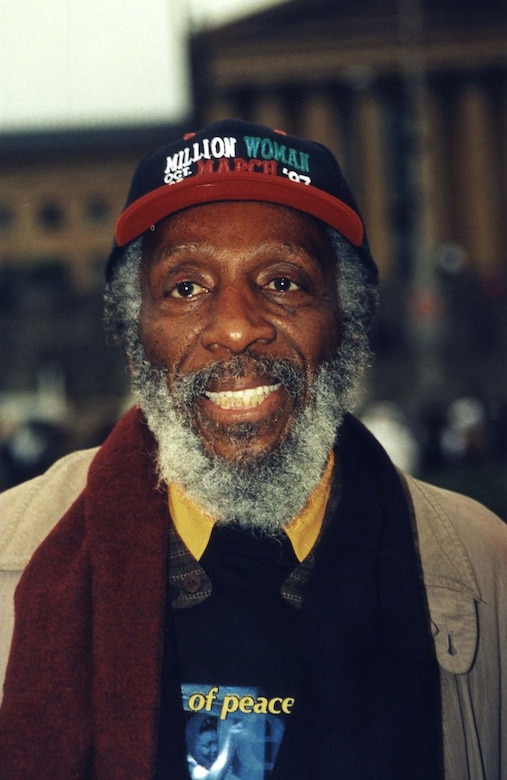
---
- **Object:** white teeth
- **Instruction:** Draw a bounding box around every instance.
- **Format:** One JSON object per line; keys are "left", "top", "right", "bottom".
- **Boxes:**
{"left": 205, "top": 383, "right": 280, "bottom": 409}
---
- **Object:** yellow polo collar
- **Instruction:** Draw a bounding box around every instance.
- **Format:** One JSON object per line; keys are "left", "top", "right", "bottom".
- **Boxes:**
{"left": 168, "top": 451, "right": 334, "bottom": 563}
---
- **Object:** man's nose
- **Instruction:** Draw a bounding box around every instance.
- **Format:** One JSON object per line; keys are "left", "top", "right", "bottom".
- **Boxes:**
{"left": 200, "top": 286, "right": 276, "bottom": 354}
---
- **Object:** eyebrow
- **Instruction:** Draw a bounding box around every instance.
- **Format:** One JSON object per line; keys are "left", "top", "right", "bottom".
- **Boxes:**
{"left": 152, "top": 240, "right": 313, "bottom": 266}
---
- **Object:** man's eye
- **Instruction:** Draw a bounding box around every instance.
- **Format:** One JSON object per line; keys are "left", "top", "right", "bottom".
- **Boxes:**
{"left": 265, "top": 277, "right": 300, "bottom": 292}
{"left": 169, "top": 281, "right": 207, "bottom": 298}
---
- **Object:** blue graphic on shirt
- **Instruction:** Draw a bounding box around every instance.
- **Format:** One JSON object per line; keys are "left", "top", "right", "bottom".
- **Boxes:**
{"left": 182, "top": 683, "right": 292, "bottom": 779}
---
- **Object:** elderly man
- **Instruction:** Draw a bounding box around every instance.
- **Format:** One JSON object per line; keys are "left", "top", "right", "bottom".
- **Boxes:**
{"left": 1, "top": 119, "right": 506, "bottom": 779}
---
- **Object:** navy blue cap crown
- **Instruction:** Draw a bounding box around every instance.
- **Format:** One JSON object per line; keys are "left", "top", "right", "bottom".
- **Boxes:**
{"left": 107, "top": 118, "right": 377, "bottom": 282}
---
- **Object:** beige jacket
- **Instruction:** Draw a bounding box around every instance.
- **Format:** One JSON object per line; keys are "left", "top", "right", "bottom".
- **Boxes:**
{"left": 1, "top": 449, "right": 506, "bottom": 778}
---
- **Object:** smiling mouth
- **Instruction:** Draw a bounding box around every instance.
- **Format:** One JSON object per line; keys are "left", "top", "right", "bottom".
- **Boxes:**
{"left": 204, "top": 383, "right": 281, "bottom": 409}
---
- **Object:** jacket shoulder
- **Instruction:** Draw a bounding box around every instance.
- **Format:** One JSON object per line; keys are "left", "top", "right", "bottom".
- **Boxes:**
{"left": 402, "top": 472, "right": 507, "bottom": 674}
{"left": 404, "top": 474, "right": 507, "bottom": 570}
{"left": 0, "top": 448, "right": 98, "bottom": 571}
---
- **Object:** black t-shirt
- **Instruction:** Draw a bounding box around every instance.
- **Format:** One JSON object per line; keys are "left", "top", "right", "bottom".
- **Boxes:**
{"left": 172, "top": 524, "right": 303, "bottom": 779}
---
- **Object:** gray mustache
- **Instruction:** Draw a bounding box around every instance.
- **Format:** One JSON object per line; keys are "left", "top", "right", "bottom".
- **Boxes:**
{"left": 172, "top": 355, "right": 305, "bottom": 403}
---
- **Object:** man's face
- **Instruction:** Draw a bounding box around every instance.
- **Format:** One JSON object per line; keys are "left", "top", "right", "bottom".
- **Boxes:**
{"left": 138, "top": 201, "right": 341, "bottom": 462}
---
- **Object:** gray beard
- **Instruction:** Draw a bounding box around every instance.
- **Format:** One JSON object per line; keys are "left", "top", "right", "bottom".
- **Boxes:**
{"left": 129, "top": 347, "right": 356, "bottom": 535}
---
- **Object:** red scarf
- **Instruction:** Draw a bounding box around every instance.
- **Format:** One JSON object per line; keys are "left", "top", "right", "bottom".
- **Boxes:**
{"left": 1, "top": 407, "right": 168, "bottom": 778}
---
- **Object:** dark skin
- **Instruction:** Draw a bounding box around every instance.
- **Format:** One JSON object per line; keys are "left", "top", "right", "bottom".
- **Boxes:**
{"left": 139, "top": 201, "right": 342, "bottom": 462}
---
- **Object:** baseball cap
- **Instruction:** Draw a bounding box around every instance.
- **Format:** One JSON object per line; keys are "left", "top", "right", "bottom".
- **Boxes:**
{"left": 106, "top": 118, "right": 378, "bottom": 282}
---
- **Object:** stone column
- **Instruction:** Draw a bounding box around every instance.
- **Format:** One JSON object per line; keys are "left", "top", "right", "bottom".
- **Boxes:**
{"left": 422, "top": 88, "right": 449, "bottom": 250}
{"left": 354, "top": 87, "right": 392, "bottom": 278}
{"left": 454, "top": 78, "right": 502, "bottom": 275}
{"left": 298, "top": 88, "right": 344, "bottom": 162}
{"left": 204, "top": 94, "right": 238, "bottom": 125}
{"left": 251, "top": 92, "right": 290, "bottom": 132}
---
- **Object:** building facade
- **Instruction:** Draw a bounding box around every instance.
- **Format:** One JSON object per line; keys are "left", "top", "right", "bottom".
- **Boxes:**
{"left": 190, "top": 0, "right": 507, "bottom": 284}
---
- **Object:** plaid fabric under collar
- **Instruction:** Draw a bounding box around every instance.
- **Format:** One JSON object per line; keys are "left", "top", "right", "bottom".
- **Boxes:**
{"left": 166, "top": 458, "right": 342, "bottom": 612}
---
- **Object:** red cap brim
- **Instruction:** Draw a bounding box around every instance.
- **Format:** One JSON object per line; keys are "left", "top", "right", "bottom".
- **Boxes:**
{"left": 115, "top": 173, "right": 364, "bottom": 248}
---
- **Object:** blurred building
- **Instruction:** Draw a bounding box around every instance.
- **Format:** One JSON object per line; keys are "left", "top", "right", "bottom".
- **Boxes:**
{"left": 0, "top": 125, "right": 186, "bottom": 467}
{"left": 1, "top": 126, "right": 186, "bottom": 291}
{"left": 190, "top": 0, "right": 507, "bottom": 421}
{"left": 2, "top": 0, "right": 505, "bottom": 292}
{"left": 191, "top": 0, "right": 507, "bottom": 285}
{"left": 0, "top": 0, "right": 506, "bottom": 507}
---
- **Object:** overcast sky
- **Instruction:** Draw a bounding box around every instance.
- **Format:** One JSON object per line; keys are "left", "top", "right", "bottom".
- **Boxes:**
{"left": 0, "top": 0, "right": 281, "bottom": 132}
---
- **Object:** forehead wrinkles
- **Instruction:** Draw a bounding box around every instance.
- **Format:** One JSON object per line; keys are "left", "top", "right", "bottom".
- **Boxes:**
{"left": 147, "top": 238, "right": 314, "bottom": 268}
